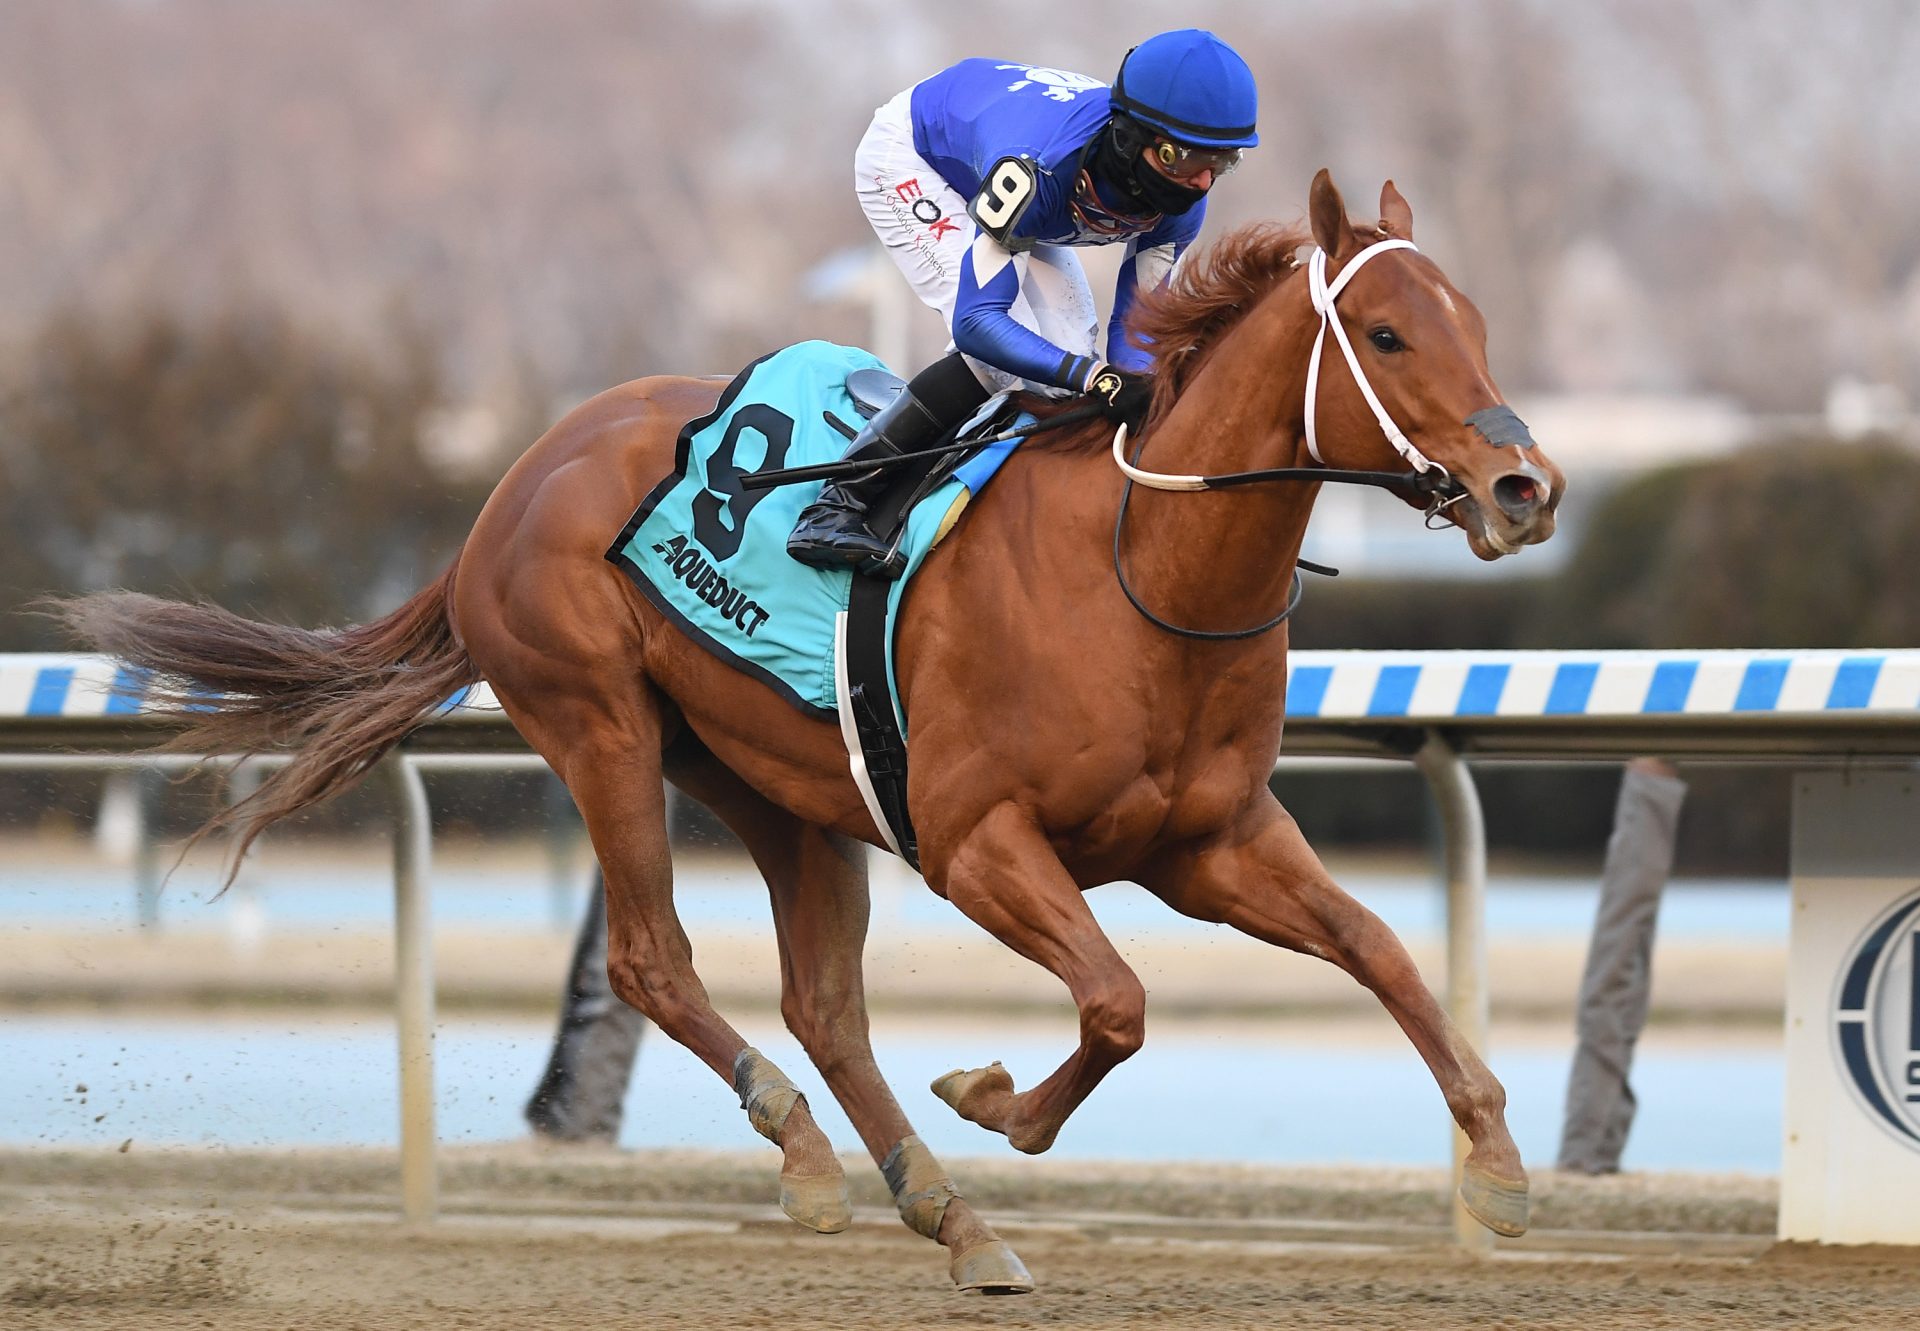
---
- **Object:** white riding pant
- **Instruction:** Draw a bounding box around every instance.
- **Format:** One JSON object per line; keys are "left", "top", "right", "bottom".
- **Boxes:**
{"left": 853, "top": 88, "right": 1098, "bottom": 395}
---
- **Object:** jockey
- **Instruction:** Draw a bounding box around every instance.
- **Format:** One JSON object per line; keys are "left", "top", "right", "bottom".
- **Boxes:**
{"left": 788, "top": 29, "right": 1259, "bottom": 577}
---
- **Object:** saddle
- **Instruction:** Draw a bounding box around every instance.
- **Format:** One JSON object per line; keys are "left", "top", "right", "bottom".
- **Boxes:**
{"left": 845, "top": 366, "right": 906, "bottom": 417}
{"left": 604, "top": 342, "right": 1031, "bottom": 872}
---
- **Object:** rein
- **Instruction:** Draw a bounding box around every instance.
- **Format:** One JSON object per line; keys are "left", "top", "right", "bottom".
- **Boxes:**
{"left": 742, "top": 238, "right": 1475, "bottom": 642}
{"left": 1109, "top": 237, "right": 1469, "bottom": 641}
{"left": 1108, "top": 423, "right": 1458, "bottom": 641}
{"left": 1110, "top": 424, "right": 1305, "bottom": 643}
{"left": 740, "top": 403, "right": 1105, "bottom": 491}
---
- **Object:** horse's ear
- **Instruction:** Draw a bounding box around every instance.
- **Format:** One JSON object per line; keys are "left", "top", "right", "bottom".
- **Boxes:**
{"left": 1379, "top": 180, "right": 1414, "bottom": 240}
{"left": 1309, "top": 168, "right": 1355, "bottom": 260}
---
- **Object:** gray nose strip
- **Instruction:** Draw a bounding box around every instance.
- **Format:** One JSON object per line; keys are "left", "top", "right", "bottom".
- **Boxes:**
{"left": 1465, "top": 405, "right": 1536, "bottom": 449}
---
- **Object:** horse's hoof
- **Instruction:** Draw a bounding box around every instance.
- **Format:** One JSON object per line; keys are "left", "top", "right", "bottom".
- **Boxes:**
{"left": 950, "top": 1239, "right": 1034, "bottom": 1295}
{"left": 780, "top": 1170, "right": 852, "bottom": 1234}
{"left": 1459, "top": 1162, "right": 1530, "bottom": 1237}
{"left": 931, "top": 1062, "right": 1014, "bottom": 1123}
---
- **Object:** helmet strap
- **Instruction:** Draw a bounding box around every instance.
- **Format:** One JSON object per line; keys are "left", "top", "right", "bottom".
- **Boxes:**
{"left": 1089, "top": 114, "right": 1207, "bottom": 219}
{"left": 1087, "top": 117, "right": 1151, "bottom": 209}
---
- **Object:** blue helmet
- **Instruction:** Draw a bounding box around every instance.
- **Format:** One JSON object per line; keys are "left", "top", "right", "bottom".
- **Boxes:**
{"left": 1111, "top": 30, "right": 1259, "bottom": 149}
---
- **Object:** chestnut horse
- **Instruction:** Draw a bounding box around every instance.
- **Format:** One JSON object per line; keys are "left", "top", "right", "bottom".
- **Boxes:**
{"left": 64, "top": 172, "right": 1561, "bottom": 1293}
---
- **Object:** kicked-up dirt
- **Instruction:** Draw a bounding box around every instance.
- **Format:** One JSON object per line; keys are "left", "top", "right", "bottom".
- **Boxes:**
{"left": 2, "top": 1145, "right": 1915, "bottom": 1330}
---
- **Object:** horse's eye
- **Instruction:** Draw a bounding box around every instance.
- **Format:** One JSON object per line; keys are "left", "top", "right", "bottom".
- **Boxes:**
{"left": 1369, "top": 327, "right": 1403, "bottom": 354}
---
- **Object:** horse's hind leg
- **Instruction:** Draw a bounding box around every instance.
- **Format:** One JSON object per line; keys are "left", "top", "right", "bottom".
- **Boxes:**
{"left": 1144, "top": 795, "right": 1529, "bottom": 1237}
{"left": 502, "top": 685, "right": 848, "bottom": 1233}
{"left": 663, "top": 736, "right": 1033, "bottom": 1294}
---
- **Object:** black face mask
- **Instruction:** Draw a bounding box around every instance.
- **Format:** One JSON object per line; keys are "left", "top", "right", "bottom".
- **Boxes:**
{"left": 1088, "top": 116, "right": 1210, "bottom": 218}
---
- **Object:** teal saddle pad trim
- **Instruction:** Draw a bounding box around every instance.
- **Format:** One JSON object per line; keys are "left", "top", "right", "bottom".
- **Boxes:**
{"left": 605, "top": 340, "right": 1028, "bottom": 723}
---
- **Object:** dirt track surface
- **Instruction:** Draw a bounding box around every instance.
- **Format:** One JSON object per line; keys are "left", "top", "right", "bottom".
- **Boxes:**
{"left": 5, "top": 1147, "right": 1917, "bottom": 1330}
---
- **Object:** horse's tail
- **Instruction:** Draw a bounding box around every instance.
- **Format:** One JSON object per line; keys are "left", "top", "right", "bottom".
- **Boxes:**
{"left": 54, "top": 559, "right": 476, "bottom": 882}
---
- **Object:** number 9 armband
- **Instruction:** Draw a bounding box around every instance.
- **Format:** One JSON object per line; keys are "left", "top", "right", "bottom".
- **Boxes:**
{"left": 966, "top": 156, "right": 1039, "bottom": 250}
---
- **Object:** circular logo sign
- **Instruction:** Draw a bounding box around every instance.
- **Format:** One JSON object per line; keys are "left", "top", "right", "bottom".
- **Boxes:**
{"left": 1833, "top": 887, "right": 1920, "bottom": 1150}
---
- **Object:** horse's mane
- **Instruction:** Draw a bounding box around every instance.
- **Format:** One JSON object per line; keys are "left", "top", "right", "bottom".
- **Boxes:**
{"left": 1130, "top": 221, "right": 1311, "bottom": 417}
{"left": 1018, "top": 221, "right": 1311, "bottom": 444}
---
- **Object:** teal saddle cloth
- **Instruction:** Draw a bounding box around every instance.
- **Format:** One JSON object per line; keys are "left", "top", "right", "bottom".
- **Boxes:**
{"left": 606, "top": 341, "right": 1028, "bottom": 721}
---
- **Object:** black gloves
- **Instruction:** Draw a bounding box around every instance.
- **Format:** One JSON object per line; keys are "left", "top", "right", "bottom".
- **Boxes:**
{"left": 1087, "top": 365, "right": 1154, "bottom": 428}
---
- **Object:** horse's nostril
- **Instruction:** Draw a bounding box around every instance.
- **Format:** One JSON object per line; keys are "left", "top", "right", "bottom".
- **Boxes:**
{"left": 1492, "top": 474, "right": 1543, "bottom": 522}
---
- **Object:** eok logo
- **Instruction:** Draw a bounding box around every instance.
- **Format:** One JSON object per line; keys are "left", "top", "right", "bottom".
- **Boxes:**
{"left": 892, "top": 178, "right": 961, "bottom": 241}
{"left": 1834, "top": 886, "right": 1920, "bottom": 1150}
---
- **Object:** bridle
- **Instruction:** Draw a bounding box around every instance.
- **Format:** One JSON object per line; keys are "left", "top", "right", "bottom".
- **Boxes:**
{"left": 1111, "top": 236, "right": 1471, "bottom": 641}
{"left": 741, "top": 236, "right": 1482, "bottom": 641}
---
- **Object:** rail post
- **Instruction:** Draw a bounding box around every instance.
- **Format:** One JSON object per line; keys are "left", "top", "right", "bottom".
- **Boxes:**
{"left": 1414, "top": 729, "right": 1492, "bottom": 1253}
{"left": 133, "top": 768, "right": 164, "bottom": 929}
{"left": 384, "top": 750, "right": 438, "bottom": 1225}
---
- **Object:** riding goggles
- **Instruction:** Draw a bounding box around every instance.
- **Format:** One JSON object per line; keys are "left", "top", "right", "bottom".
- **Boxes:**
{"left": 1151, "top": 137, "right": 1243, "bottom": 180}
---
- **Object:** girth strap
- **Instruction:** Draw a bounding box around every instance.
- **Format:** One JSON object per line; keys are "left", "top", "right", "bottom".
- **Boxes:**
{"left": 839, "top": 575, "right": 919, "bottom": 869}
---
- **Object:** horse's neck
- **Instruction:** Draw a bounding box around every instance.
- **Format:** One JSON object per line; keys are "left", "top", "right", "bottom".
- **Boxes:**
{"left": 1113, "top": 287, "right": 1320, "bottom": 634}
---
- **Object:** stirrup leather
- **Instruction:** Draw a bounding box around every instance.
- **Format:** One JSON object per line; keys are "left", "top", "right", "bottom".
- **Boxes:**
{"left": 786, "top": 385, "right": 952, "bottom": 578}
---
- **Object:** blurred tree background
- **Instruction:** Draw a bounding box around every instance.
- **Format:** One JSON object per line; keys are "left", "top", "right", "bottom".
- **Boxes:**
{"left": 2, "top": 0, "right": 1918, "bottom": 869}
{"left": 1296, "top": 440, "right": 1920, "bottom": 658}
{"left": 1284, "top": 440, "right": 1920, "bottom": 870}
{"left": 0, "top": 306, "right": 499, "bottom": 644}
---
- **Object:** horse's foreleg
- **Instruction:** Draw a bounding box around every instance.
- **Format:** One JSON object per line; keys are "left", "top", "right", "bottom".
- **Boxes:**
{"left": 1145, "top": 796, "right": 1529, "bottom": 1237}
{"left": 509, "top": 694, "right": 846, "bottom": 1233}
{"left": 924, "top": 802, "right": 1146, "bottom": 1155}
{"left": 662, "top": 738, "right": 1032, "bottom": 1293}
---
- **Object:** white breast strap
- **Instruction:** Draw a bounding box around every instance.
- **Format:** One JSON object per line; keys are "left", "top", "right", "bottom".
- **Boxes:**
{"left": 1110, "top": 422, "right": 1205, "bottom": 490}
{"left": 1304, "top": 238, "right": 1436, "bottom": 474}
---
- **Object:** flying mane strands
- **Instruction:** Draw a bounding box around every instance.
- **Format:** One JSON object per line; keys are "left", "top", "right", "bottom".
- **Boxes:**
{"left": 1129, "top": 221, "right": 1313, "bottom": 419}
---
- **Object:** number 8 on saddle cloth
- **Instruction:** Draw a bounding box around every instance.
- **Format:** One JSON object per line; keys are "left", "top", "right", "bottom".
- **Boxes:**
{"left": 605, "top": 340, "right": 1031, "bottom": 862}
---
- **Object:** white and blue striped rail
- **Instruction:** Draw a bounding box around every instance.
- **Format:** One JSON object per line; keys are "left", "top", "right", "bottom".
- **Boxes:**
{"left": 0, "top": 655, "right": 153, "bottom": 719}
{"left": 8, "top": 650, "right": 1919, "bottom": 721}
{"left": 1282, "top": 650, "right": 1920, "bottom": 721}
{"left": 6, "top": 650, "right": 1920, "bottom": 761}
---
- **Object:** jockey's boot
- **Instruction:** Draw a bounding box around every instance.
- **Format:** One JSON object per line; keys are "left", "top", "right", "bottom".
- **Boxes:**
{"left": 787, "top": 354, "right": 989, "bottom": 580}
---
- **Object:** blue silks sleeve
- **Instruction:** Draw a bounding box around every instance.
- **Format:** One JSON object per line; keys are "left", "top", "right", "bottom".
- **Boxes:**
{"left": 952, "top": 233, "right": 1099, "bottom": 392}
{"left": 1106, "top": 204, "right": 1205, "bottom": 371}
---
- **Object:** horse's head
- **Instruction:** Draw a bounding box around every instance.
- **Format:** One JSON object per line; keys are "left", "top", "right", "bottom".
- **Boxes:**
{"left": 1302, "top": 169, "right": 1563, "bottom": 560}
